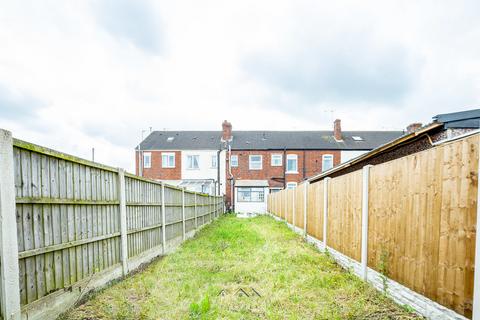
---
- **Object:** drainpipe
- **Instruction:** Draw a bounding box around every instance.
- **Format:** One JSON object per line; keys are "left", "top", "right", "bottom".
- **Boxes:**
{"left": 283, "top": 147, "right": 287, "bottom": 189}
{"left": 303, "top": 150, "right": 306, "bottom": 179}
{"left": 217, "top": 148, "right": 221, "bottom": 196}
{"left": 228, "top": 144, "right": 235, "bottom": 211}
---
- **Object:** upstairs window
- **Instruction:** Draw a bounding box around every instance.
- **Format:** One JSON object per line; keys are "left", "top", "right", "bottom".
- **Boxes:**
{"left": 271, "top": 154, "right": 282, "bottom": 166}
{"left": 249, "top": 155, "right": 263, "bottom": 170}
{"left": 143, "top": 152, "right": 151, "bottom": 168}
{"left": 187, "top": 155, "right": 200, "bottom": 169}
{"left": 322, "top": 154, "right": 334, "bottom": 172}
{"left": 211, "top": 155, "right": 217, "bottom": 168}
{"left": 286, "top": 154, "right": 298, "bottom": 173}
{"left": 162, "top": 152, "right": 175, "bottom": 168}
{"left": 230, "top": 155, "right": 238, "bottom": 167}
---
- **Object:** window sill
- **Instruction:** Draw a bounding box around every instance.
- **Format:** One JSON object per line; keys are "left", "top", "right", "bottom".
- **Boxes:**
{"left": 186, "top": 168, "right": 200, "bottom": 170}
{"left": 285, "top": 171, "right": 299, "bottom": 174}
{"left": 249, "top": 168, "right": 263, "bottom": 170}
{"left": 162, "top": 166, "right": 176, "bottom": 169}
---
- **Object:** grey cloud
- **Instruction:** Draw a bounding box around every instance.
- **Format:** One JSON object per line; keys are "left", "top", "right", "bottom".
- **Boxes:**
{"left": 243, "top": 30, "right": 419, "bottom": 107}
{"left": 0, "top": 84, "right": 46, "bottom": 121}
{"left": 93, "top": 0, "right": 162, "bottom": 53}
{"left": 82, "top": 122, "right": 140, "bottom": 148}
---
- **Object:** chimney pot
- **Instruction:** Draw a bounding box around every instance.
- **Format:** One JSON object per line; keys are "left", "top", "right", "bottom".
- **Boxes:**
{"left": 406, "top": 122, "right": 422, "bottom": 133}
{"left": 222, "top": 120, "right": 232, "bottom": 141}
{"left": 334, "top": 119, "right": 342, "bottom": 141}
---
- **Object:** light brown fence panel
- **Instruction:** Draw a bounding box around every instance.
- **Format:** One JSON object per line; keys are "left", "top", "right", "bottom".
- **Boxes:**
{"left": 306, "top": 181, "right": 324, "bottom": 241}
{"left": 327, "top": 170, "right": 362, "bottom": 261}
{"left": 368, "top": 135, "right": 478, "bottom": 318}
{"left": 294, "top": 184, "right": 305, "bottom": 229}
{"left": 277, "top": 192, "right": 283, "bottom": 219}
{"left": 13, "top": 144, "right": 121, "bottom": 306}
{"left": 286, "top": 189, "right": 294, "bottom": 224}
{"left": 125, "top": 175, "right": 163, "bottom": 258}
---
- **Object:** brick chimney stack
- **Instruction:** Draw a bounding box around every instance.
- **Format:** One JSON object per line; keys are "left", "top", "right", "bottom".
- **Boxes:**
{"left": 406, "top": 123, "right": 422, "bottom": 133}
{"left": 222, "top": 120, "right": 232, "bottom": 141}
{"left": 334, "top": 119, "right": 342, "bottom": 141}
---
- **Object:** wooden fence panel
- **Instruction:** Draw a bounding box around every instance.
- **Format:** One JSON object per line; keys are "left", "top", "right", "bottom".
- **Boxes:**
{"left": 14, "top": 147, "right": 121, "bottom": 306}
{"left": 8, "top": 138, "right": 224, "bottom": 317}
{"left": 125, "top": 176, "right": 163, "bottom": 258}
{"left": 368, "top": 135, "right": 478, "bottom": 318}
{"left": 286, "top": 189, "right": 293, "bottom": 224}
{"left": 164, "top": 186, "right": 183, "bottom": 241}
{"left": 306, "top": 181, "right": 324, "bottom": 240}
{"left": 185, "top": 192, "right": 196, "bottom": 233}
{"left": 327, "top": 170, "right": 363, "bottom": 262}
{"left": 294, "top": 183, "right": 305, "bottom": 229}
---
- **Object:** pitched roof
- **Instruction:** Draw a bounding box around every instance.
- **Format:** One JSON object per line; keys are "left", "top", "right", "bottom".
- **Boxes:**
{"left": 433, "top": 108, "right": 480, "bottom": 128}
{"left": 138, "top": 130, "right": 404, "bottom": 151}
{"left": 230, "top": 131, "right": 403, "bottom": 150}
{"left": 139, "top": 131, "right": 222, "bottom": 150}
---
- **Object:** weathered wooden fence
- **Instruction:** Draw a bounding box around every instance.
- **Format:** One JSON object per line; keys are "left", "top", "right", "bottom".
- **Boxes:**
{"left": 0, "top": 129, "right": 224, "bottom": 320}
{"left": 268, "top": 133, "right": 480, "bottom": 320}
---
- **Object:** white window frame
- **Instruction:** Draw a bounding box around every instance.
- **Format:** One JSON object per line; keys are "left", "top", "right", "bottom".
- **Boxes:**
{"left": 236, "top": 187, "right": 265, "bottom": 202}
{"left": 187, "top": 154, "right": 200, "bottom": 170}
{"left": 161, "top": 152, "right": 175, "bottom": 168}
{"left": 143, "top": 152, "right": 151, "bottom": 169}
{"left": 271, "top": 154, "right": 283, "bottom": 166}
{"left": 286, "top": 154, "right": 298, "bottom": 173}
{"left": 230, "top": 155, "right": 238, "bottom": 167}
{"left": 322, "top": 154, "right": 334, "bottom": 172}
{"left": 249, "top": 155, "right": 263, "bottom": 170}
{"left": 286, "top": 182, "right": 297, "bottom": 189}
{"left": 211, "top": 155, "right": 217, "bottom": 169}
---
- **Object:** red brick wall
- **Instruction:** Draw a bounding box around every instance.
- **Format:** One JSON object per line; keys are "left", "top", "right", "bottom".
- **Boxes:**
{"left": 135, "top": 150, "right": 181, "bottom": 180}
{"left": 225, "top": 150, "right": 340, "bottom": 207}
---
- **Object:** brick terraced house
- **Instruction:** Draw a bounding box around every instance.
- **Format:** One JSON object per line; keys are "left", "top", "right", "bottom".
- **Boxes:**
{"left": 135, "top": 120, "right": 403, "bottom": 212}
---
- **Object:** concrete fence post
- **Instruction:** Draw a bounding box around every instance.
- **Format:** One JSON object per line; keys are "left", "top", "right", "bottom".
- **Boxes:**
{"left": 473, "top": 147, "right": 480, "bottom": 320}
{"left": 361, "top": 165, "right": 373, "bottom": 280}
{"left": 161, "top": 183, "right": 166, "bottom": 254}
{"left": 304, "top": 182, "right": 309, "bottom": 237}
{"left": 0, "top": 129, "right": 21, "bottom": 320}
{"left": 323, "top": 177, "right": 330, "bottom": 249}
{"left": 117, "top": 168, "right": 128, "bottom": 276}
{"left": 182, "top": 188, "right": 186, "bottom": 241}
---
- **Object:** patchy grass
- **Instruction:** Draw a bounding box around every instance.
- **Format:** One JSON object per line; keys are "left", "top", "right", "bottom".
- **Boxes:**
{"left": 61, "top": 215, "right": 421, "bottom": 319}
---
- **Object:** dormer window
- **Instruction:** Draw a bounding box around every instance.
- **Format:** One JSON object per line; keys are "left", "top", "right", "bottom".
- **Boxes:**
{"left": 352, "top": 136, "right": 363, "bottom": 141}
{"left": 167, "top": 137, "right": 175, "bottom": 142}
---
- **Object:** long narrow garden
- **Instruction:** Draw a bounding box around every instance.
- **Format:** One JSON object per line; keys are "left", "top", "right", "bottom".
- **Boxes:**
{"left": 61, "top": 215, "right": 419, "bottom": 319}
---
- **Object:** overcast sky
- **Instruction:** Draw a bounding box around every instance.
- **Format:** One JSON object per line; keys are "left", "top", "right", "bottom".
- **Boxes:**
{"left": 0, "top": 1, "right": 479, "bottom": 172}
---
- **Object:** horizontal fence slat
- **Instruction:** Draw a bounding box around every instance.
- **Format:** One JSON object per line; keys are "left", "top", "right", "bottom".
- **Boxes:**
{"left": 18, "top": 232, "right": 121, "bottom": 260}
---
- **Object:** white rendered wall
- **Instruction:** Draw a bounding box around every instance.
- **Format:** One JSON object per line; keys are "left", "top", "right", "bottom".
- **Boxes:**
{"left": 235, "top": 187, "right": 269, "bottom": 214}
{"left": 180, "top": 150, "right": 226, "bottom": 195}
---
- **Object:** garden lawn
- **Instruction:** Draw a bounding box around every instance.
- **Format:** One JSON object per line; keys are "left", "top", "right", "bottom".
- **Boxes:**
{"left": 61, "top": 215, "right": 420, "bottom": 320}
